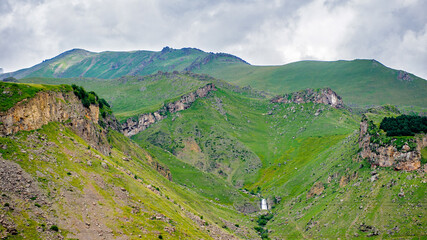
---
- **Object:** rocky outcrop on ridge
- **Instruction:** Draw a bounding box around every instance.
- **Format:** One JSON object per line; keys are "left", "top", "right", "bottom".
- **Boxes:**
{"left": 0, "top": 90, "right": 111, "bottom": 155}
{"left": 271, "top": 88, "right": 344, "bottom": 109}
{"left": 358, "top": 116, "right": 426, "bottom": 171}
{"left": 122, "top": 83, "right": 216, "bottom": 137}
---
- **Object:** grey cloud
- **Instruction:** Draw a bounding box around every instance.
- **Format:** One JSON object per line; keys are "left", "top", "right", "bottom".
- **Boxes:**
{"left": 0, "top": 0, "right": 426, "bottom": 79}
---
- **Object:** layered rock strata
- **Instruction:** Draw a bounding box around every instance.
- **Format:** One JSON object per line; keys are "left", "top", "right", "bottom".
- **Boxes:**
{"left": 0, "top": 90, "right": 111, "bottom": 155}
{"left": 271, "top": 88, "right": 344, "bottom": 109}
{"left": 122, "top": 83, "right": 216, "bottom": 137}
{"left": 358, "top": 117, "right": 426, "bottom": 171}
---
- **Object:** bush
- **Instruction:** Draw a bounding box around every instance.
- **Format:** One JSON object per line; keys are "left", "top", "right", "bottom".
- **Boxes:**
{"left": 50, "top": 225, "right": 59, "bottom": 232}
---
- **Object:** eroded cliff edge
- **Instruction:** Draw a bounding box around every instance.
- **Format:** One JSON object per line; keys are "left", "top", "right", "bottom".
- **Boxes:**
{"left": 122, "top": 83, "right": 216, "bottom": 137}
{"left": 0, "top": 90, "right": 111, "bottom": 155}
{"left": 358, "top": 115, "right": 426, "bottom": 171}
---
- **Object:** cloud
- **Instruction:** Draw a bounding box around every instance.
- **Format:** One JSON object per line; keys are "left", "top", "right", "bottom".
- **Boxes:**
{"left": 0, "top": 0, "right": 426, "bottom": 79}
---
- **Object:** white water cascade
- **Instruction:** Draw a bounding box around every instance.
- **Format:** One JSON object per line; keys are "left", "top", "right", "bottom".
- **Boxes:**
{"left": 261, "top": 199, "right": 268, "bottom": 210}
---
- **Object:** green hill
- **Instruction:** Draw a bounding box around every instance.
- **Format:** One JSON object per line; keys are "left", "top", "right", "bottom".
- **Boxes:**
{"left": 129, "top": 84, "right": 426, "bottom": 239}
{"left": 1, "top": 47, "right": 246, "bottom": 80}
{"left": 2, "top": 47, "right": 426, "bottom": 110}
{"left": 194, "top": 58, "right": 427, "bottom": 109}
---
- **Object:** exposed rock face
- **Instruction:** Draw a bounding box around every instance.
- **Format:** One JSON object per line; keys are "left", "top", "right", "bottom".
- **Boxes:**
{"left": 0, "top": 90, "right": 111, "bottom": 155}
{"left": 271, "top": 88, "right": 344, "bottom": 109}
{"left": 122, "top": 83, "right": 216, "bottom": 136}
{"left": 358, "top": 118, "right": 426, "bottom": 171}
{"left": 307, "top": 181, "right": 324, "bottom": 198}
{"left": 145, "top": 153, "right": 172, "bottom": 181}
{"left": 397, "top": 70, "right": 413, "bottom": 82}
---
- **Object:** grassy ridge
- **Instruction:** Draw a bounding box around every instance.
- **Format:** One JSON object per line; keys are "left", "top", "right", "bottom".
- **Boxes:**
{"left": 194, "top": 59, "right": 427, "bottom": 109}
{"left": 4, "top": 47, "right": 426, "bottom": 109}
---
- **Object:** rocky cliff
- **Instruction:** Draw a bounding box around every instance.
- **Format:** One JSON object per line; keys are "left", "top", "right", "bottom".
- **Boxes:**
{"left": 122, "top": 83, "right": 216, "bottom": 136}
{"left": 358, "top": 116, "right": 426, "bottom": 171}
{"left": 271, "top": 88, "right": 344, "bottom": 109}
{"left": 0, "top": 90, "right": 111, "bottom": 155}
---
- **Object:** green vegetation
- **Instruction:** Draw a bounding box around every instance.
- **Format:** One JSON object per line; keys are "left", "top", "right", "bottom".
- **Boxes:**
{"left": 50, "top": 225, "right": 59, "bottom": 232}
{"left": 380, "top": 115, "right": 427, "bottom": 136}
{"left": 367, "top": 119, "right": 417, "bottom": 150}
{"left": 19, "top": 73, "right": 209, "bottom": 121}
{"left": 0, "top": 122, "right": 258, "bottom": 239}
{"left": 4, "top": 47, "right": 426, "bottom": 110}
{"left": 0, "top": 82, "right": 71, "bottom": 112}
{"left": 254, "top": 214, "right": 274, "bottom": 239}
{"left": 1, "top": 52, "right": 426, "bottom": 238}
{"left": 71, "top": 84, "right": 112, "bottom": 119}
{"left": 195, "top": 58, "right": 427, "bottom": 109}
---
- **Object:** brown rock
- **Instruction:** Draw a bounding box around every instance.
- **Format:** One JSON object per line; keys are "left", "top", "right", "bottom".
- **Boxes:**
{"left": 307, "top": 181, "right": 324, "bottom": 198}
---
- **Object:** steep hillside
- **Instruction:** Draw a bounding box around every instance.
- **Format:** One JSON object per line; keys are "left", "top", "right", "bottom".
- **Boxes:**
{"left": 130, "top": 85, "right": 426, "bottom": 239}
{"left": 194, "top": 58, "right": 427, "bottom": 109}
{"left": 132, "top": 86, "right": 359, "bottom": 187}
{"left": 0, "top": 82, "right": 260, "bottom": 239}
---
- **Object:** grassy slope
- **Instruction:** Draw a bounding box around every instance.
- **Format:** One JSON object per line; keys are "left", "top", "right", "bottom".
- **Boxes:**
{"left": 0, "top": 122, "right": 258, "bottom": 239}
{"left": 132, "top": 87, "right": 359, "bottom": 187}
{"left": 268, "top": 133, "right": 426, "bottom": 239}
{"left": 194, "top": 59, "right": 427, "bottom": 109}
{"left": 131, "top": 86, "right": 426, "bottom": 238}
{"left": 17, "top": 73, "right": 208, "bottom": 122}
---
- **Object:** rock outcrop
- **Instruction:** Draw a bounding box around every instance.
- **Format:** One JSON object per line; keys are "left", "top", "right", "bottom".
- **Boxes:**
{"left": 271, "top": 88, "right": 344, "bottom": 109}
{"left": 122, "top": 83, "right": 216, "bottom": 136}
{"left": 358, "top": 116, "right": 426, "bottom": 171}
{"left": 0, "top": 90, "right": 111, "bottom": 155}
{"left": 307, "top": 181, "right": 324, "bottom": 198}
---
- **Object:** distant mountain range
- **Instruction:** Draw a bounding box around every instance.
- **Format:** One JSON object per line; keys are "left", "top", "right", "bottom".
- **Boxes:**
{"left": 2, "top": 47, "right": 426, "bottom": 109}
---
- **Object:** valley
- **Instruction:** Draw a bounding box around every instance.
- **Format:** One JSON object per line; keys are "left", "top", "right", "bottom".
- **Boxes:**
{"left": 0, "top": 48, "right": 426, "bottom": 239}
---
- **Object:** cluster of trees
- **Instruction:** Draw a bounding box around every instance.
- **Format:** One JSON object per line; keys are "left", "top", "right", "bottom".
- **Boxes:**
{"left": 71, "top": 84, "right": 111, "bottom": 117}
{"left": 380, "top": 115, "right": 427, "bottom": 136}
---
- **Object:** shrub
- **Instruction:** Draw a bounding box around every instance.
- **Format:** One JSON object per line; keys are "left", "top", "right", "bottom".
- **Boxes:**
{"left": 50, "top": 225, "right": 59, "bottom": 232}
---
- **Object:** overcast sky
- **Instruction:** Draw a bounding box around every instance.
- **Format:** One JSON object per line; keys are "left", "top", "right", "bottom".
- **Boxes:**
{"left": 0, "top": 0, "right": 426, "bottom": 79}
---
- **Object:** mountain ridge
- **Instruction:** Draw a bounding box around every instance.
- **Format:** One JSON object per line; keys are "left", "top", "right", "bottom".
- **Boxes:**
{"left": 2, "top": 47, "right": 426, "bottom": 110}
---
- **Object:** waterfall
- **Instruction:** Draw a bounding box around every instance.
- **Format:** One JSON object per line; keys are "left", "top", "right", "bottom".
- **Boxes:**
{"left": 261, "top": 199, "right": 268, "bottom": 210}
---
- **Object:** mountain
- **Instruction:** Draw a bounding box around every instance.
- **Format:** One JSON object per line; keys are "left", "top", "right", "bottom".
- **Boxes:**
{"left": 2, "top": 47, "right": 426, "bottom": 109}
{"left": 193, "top": 58, "right": 427, "bottom": 110}
{"left": 1, "top": 50, "right": 426, "bottom": 239}
{"left": 0, "top": 47, "right": 246, "bottom": 80}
